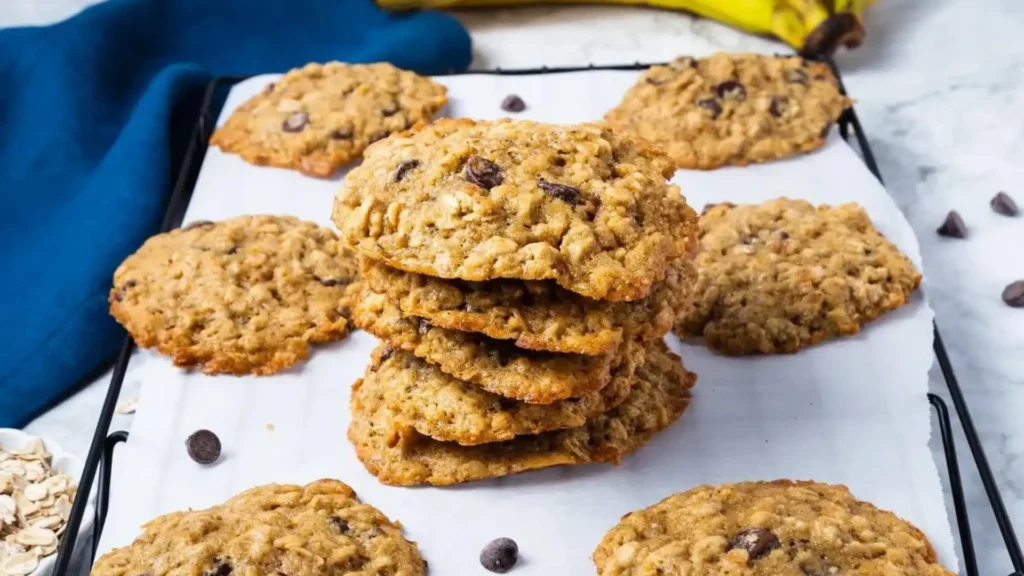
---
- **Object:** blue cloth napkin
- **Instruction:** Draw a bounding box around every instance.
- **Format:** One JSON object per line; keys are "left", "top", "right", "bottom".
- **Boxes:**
{"left": 0, "top": 0, "right": 471, "bottom": 427}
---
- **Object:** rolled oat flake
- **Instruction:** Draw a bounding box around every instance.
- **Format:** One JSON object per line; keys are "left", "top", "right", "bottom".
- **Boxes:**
{"left": 186, "top": 429, "right": 221, "bottom": 464}
{"left": 480, "top": 537, "right": 518, "bottom": 573}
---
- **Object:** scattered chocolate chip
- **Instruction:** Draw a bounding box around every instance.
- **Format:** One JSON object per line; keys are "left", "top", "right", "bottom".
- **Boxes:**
{"left": 715, "top": 80, "right": 746, "bottom": 100}
{"left": 124, "top": 279, "right": 137, "bottom": 289}
{"left": 331, "top": 128, "right": 353, "bottom": 140}
{"left": 1003, "top": 281, "right": 1024, "bottom": 307}
{"left": 769, "top": 97, "right": 787, "bottom": 117}
{"left": 465, "top": 157, "right": 504, "bottom": 190}
{"left": 416, "top": 319, "right": 431, "bottom": 335}
{"left": 185, "top": 429, "right": 221, "bottom": 465}
{"left": 282, "top": 112, "right": 308, "bottom": 133}
{"left": 696, "top": 98, "right": 722, "bottom": 119}
{"left": 937, "top": 210, "right": 967, "bottom": 238}
{"left": 538, "top": 179, "right": 581, "bottom": 206}
{"left": 780, "top": 231, "right": 790, "bottom": 239}
{"left": 318, "top": 277, "right": 346, "bottom": 287}
{"left": 393, "top": 159, "right": 420, "bottom": 182}
{"left": 480, "top": 538, "right": 518, "bottom": 573}
{"left": 785, "top": 69, "right": 809, "bottom": 85}
{"left": 381, "top": 102, "right": 400, "bottom": 117}
{"left": 329, "top": 517, "right": 350, "bottom": 534}
{"left": 730, "top": 528, "right": 780, "bottom": 560}
{"left": 991, "top": 192, "right": 1019, "bottom": 216}
{"left": 500, "top": 95, "right": 526, "bottom": 113}
{"left": 202, "top": 562, "right": 232, "bottom": 576}
{"left": 183, "top": 220, "right": 215, "bottom": 231}
{"left": 226, "top": 246, "right": 239, "bottom": 255}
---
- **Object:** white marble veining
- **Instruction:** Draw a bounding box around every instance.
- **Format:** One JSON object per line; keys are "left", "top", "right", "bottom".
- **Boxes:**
{"left": 4, "top": 0, "right": 1024, "bottom": 574}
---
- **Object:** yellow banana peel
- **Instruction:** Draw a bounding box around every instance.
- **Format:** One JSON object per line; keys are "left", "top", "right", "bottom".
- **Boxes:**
{"left": 377, "top": 0, "right": 877, "bottom": 56}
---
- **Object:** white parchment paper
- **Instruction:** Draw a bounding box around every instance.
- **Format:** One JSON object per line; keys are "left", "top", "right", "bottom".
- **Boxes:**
{"left": 96, "top": 71, "right": 957, "bottom": 575}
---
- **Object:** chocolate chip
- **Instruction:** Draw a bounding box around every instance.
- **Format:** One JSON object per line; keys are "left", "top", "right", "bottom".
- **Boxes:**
{"left": 696, "top": 98, "right": 722, "bottom": 119}
{"left": 538, "top": 179, "right": 581, "bottom": 206}
{"left": 282, "top": 112, "right": 308, "bottom": 133}
{"left": 124, "top": 280, "right": 137, "bottom": 289}
{"left": 329, "top": 517, "right": 350, "bottom": 534}
{"left": 185, "top": 430, "right": 221, "bottom": 465}
{"left": 780, "top": 231, "right": 790, "bottom": 239}
{"left": 730, "top": 527, "right": 780, "bottom": 560}
{"left": 480, "top": 538, "right": 518, "bottom": 573}
{"left": 465, "top": 157, "right": 504, "bottom": 190}
{"left": 715, "top": 80, "right": 746, "bottom": 100}
{"left": 331, "top": 128, "right": 353, "bottom": 140}
{"left": 769, "top": 97, "right": 787, "bottom": 117}
{"left": 785, "top": 69, "right": 809, "bottom": 85}
{"left": 500, "top": 95, "right": 526, "bottom": 113}
{"left": 1003, "top": 281, "right": 1024, "bottom": 307}
{"left": 379, "top": 346, "right": 395, "bottom": 363}
{"left": 393, "top": 160, "right": 420, "bottom": 183}
{"left": 670, "top": 56, "right": 697, "bottom": 70}
{"left": 416, "top": 319, "right": 431, "bottom": 335}
{"left": 937, "top": 210, "right": 967, "bottom": 238}
{"left": 226, "top": 246, "right": 239, "bottom": 255}
{"left": 381, "top": 102, "right": 400, "bottom": 117}
{"left": 202, "top": 562, "right": 232, "bottom": 576}
{"left": 318, "top": 277, "right": 346, "bottom": 287}
{"left": 183, "top": 220, "right": 215, "bottom": 231}
{"left": 991, "top": 192, "right": 1019, "bottom": 216}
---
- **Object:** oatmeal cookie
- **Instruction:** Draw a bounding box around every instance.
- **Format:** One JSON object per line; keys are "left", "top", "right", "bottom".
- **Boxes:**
{"left": 605, "top": 53, "right": 852, "bottom": 169}
{"left": 676, "top": 198, "right": 921, "bottom": 355}
{"left": 593, "top": 480, "right": 953, "bottom": 576}
{"left": 90, "top": 480, "right": 426, "bottom": 576}
{"left": 109, "top": 216, "right": 360, "bottom": 375}
{"left": 347, "top": 341, "right": 695, "bottom": 486}
{"left": 363, "top": 340, "right": 642, "bottom": 446}
{"left": 332, "top": 118, "right": 698, "bottom": 301}
{"left": 361, "top": 257, "right": 697, "bottom": 355}
{"left": 352, "top": 289, "right": 620, "bottom": 403}
{"left": 210, "top": 62, "right": 447, "bottom": 176}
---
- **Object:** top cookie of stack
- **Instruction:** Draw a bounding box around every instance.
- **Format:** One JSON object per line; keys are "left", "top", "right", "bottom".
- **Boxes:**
{"left": 332, "top": 118, "right": 701, "bottom": 486}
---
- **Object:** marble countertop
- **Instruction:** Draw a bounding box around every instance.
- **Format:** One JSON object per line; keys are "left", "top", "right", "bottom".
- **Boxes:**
{"left": 5, "top": 1, "right": 1023, "bottom": 574}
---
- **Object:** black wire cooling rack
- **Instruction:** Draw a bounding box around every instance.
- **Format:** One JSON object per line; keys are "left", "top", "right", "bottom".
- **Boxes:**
{"left": 50, "top": 62, "right": 1023, "bottom": 576}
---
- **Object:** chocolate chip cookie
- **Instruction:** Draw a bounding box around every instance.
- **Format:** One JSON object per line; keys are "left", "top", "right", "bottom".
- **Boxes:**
{"left": 363, "top": 341, "right": 642, "bottom": 446}
{"left": 352, "top": 289, "right": 620, "bottom": 403}
{"left": 360, "top": 257, "right": 696, "bottom": 356}
{"left": 210, "top": 62, "right": 447, "bottom": 177}
{"left": 347, "top": 340, "right": 695, "bottom": 486}
{"left": 332, "top": 118, "right": 699, "bottom": 301}
{"left": 676, "top": 198, "right": 921, "bottom": 355}
{"left": 605, "top": 53, "right": 852, "bottom": 169}
{"left": 109, "top": 216, "right": 360, "bottom": 375}
{"left": 90, "top": 480, "right": 426, "bottom": 576}
{"left": 593, "top": 480, "right": 953, "bottom": 576}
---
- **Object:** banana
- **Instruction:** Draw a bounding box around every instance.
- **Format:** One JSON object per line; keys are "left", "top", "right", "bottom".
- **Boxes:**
{"left": 376, "top": 0, "right": 875, "bottom": 56}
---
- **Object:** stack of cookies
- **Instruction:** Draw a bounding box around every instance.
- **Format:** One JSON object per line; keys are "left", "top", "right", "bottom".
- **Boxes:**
{"left": 331, "top": 118, "right": 701, "bottom": 486}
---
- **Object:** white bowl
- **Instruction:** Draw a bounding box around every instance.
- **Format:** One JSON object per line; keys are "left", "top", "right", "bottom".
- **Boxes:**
{"left": 0, "top": 429, "right": 95, "bottom": 576}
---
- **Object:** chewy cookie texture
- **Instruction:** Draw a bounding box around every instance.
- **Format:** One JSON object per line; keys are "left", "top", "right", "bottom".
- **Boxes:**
{"left": 332, "top": 118, "right": 698, "bottom": 302}
{"left": 90, "top": 480, "right": 426, "bottom": 576}
{"left": 352, "top": 288, "right": 620, "bottom": 404}
{"left": 348, "top": 340, "right": 695, "bottom": 486}
{"left": 109, "top": 216, "right": 361, "bottom": 375}
{"left": 593, "top": 480, "right": 953, "bottom": 576}
{"left": 361, "top": 342, "right": 642, "bottom": 446}
{"left": 361, "top": 257, "right": 696, "bottom": 356}
{"left": 210, "top": 62, "right": 447, "bottom": 177}
{"left": 677, "top": 198, "right": 921, "bottom": 355}
{"left": 605, "top": 53, "right": 852, "bottom": 169}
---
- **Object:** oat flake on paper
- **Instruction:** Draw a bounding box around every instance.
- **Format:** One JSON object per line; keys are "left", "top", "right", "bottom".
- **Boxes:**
{"left": 0, "top": 439, "right": 77, "bottom": 576}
